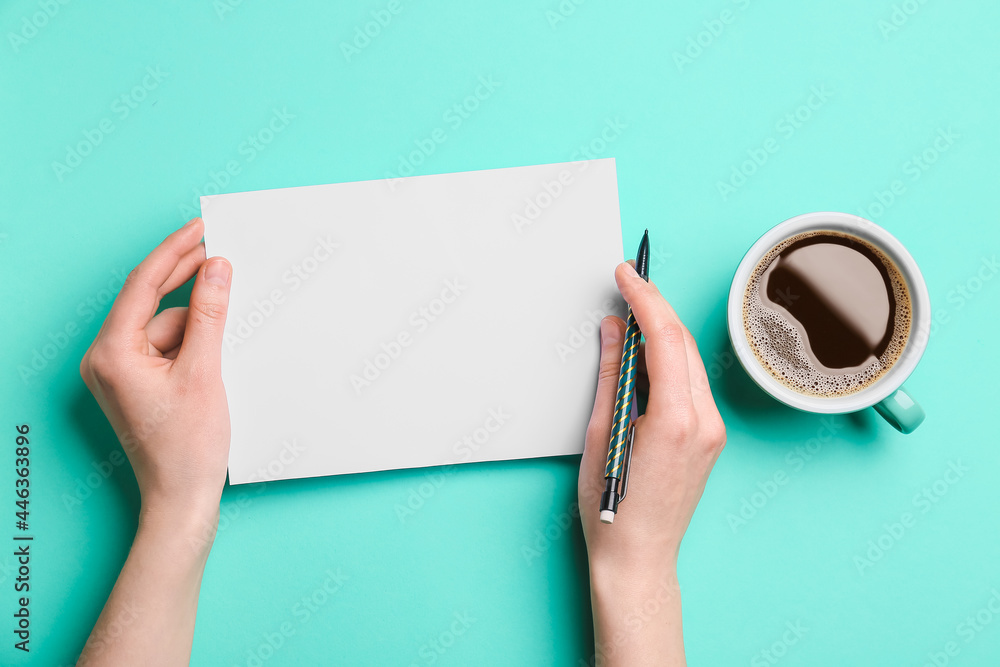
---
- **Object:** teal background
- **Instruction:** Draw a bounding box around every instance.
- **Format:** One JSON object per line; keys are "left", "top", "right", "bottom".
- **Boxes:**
{"left": 2, "top": 1, "right": 999, "bottom": 665}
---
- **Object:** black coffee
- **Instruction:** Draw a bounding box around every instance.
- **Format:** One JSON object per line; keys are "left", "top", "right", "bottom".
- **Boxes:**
{"left": 742, "top": 230, "right": 911, "bottom": 396}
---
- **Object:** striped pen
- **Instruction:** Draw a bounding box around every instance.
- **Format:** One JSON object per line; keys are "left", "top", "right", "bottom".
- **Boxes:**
{"left": 600, "top": 229, "right": 649, "bottom": 524}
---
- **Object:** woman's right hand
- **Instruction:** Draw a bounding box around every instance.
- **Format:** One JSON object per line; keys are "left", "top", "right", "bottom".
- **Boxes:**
{"left": 578, "top": 261, "right": 727, "bottom": 666}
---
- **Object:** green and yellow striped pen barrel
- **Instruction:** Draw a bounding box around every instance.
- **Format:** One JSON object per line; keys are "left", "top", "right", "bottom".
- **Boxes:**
{"left": 604, "top": 310, "right": 640, "bottom": 479}
{"left": 599, "top": 229, "right": 648, "bottom": 524}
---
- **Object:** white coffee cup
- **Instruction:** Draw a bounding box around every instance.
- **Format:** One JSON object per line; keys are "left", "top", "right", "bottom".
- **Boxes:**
{"left": 727, "top": 212, "right": 929, "bottom": 433}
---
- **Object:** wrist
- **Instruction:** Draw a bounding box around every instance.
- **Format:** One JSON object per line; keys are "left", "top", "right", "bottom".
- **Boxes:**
{"left": 589, "top": 556, "right": 681, "bottom": 631}
{"left": 589, "top": 564, "right": 683, "bottom": 665}
{"left": 589, "top": 556, "right": 679, "bottom": 604}
{"left": 137, "top": 501, "right": 220, "bottom": 560}
{"left": 588, "top": 545, "right": 678, "bottom": 589}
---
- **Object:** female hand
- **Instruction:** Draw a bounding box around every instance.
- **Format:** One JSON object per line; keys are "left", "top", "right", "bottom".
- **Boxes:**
{"left": 77, "top": 217, "right": 233, "bottom": 666}
{"left": 79, "top": 216, "right": 233, "bottom": 525}
{"left": 578, "top": 261, "right": 727, "bottom": 666}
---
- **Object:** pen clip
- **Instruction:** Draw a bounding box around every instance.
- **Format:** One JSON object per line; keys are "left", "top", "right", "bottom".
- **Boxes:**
{"left": 618, "top": 421, "right": 635, "bottom": 503}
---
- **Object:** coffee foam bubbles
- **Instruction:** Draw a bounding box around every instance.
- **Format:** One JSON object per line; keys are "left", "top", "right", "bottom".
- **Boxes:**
{"left": 742, "top": 230, "right": 911, "bottom": 397}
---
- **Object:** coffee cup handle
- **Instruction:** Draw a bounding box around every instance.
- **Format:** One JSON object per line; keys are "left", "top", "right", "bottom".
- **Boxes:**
{"left": 873, "top": 385, "right": 925, "bottom": 434}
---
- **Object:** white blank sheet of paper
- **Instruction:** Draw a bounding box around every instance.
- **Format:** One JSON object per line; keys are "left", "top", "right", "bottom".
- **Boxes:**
{"left": 202, "top": 159, "right": 624, "bottom": 484}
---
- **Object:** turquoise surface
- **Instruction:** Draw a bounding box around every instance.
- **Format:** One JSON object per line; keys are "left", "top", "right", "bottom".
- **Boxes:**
{"left": 3, "top": 1, "right": 999, "bottom": 664}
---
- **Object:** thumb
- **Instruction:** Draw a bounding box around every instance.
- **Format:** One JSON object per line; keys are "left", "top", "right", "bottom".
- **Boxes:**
{"left": 177, "top": 257, "right": 232, "bottom": 373}
{"left": 581, "top": 316, "right": 626, "bottom": 492}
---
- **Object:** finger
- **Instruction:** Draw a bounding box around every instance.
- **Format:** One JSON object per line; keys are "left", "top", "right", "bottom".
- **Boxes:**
{"left": 162, "top": 242, "right": 207, "bottom": 296}
{"left": 580, "top": 316, "right": 626, "bottom": 498}
{"left": 103, "top": 218, "right": 205, "bottom": 346}
{"left": 629, "top": 285, "right": 717, "bottom": 418}
{"left": 681, "top": 331, "right": 725, "bottom": 426}
{"left": 82, "top": 241, "right": 203, "bottom": 370}
{"left": 175, "top": 257, "right": 232, "bottom": 376}
{"left": 145, "top": 307, "right": 188, "bottom": 357}
{"left": 630, "top": 291, "right": 723, "bottom": 439}
{"left": 614, "top": 262, "right": 693, "bottom": 416}
{"left": 681, "top": 331, "right": 712, "bottom": 402}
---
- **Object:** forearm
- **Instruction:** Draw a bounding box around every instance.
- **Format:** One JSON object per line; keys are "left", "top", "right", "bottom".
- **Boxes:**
{"left": 588, "top": 561, "right": 685, "bottom": 667}
{"left": 78, "top": 507, "right": 217, "bottom": 666}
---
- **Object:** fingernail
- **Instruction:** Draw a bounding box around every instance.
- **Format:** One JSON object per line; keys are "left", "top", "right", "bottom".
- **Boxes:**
{"left": 185, "top": 217, "right": 202, "bottom": 228}
{"left": 622, "top": 262, "right": 638, "bottom": 278}
{"left": 601, "top": 318, "right": 620, "bottom": 345}
{"left": 205, "top": 259, "right": 230, "bottom": 286}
